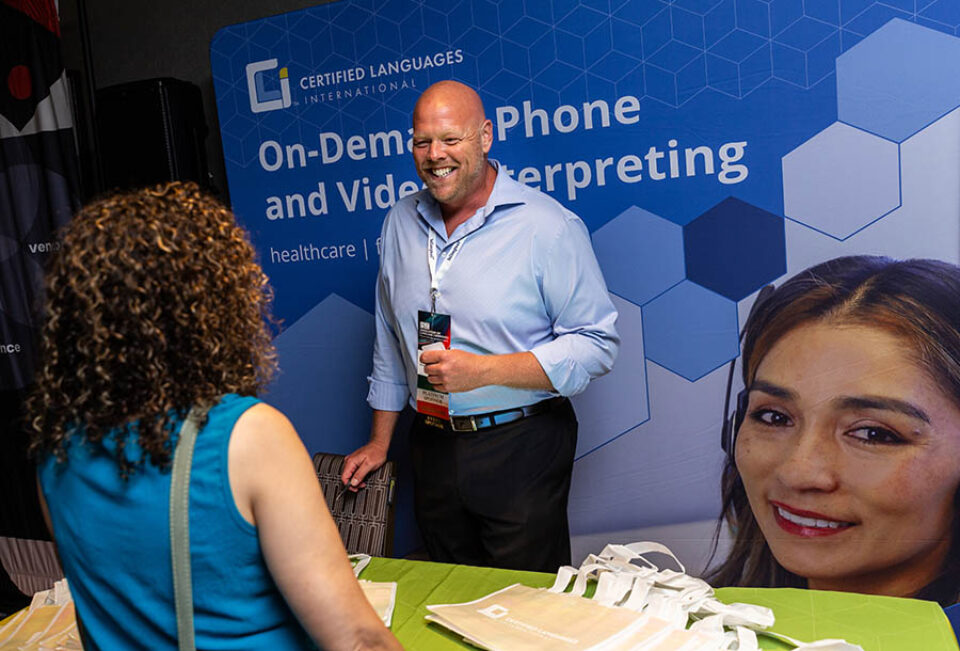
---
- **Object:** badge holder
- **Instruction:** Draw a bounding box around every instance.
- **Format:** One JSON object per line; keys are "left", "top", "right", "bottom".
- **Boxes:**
{"left": 416, "top": 309, "right": 451, "bottom": 421}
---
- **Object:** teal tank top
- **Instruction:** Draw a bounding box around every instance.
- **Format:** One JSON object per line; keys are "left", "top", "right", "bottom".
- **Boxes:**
{"left": 38, "top": 394, "right": 313, "bottom": 649}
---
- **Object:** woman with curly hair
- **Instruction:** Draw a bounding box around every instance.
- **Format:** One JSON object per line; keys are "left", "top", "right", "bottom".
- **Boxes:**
{"left": 29, "top": 182, "right": 401, "bottom": 650}
{"left": 711, "top": 255, "right": 960, "bottom": 605}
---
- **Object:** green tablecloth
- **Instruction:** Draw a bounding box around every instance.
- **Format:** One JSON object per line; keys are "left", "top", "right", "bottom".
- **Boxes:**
{"left": 3, "top": 558, "right": 955, "bottom": 649}
{"left": 361, "top": 557, "right": 960, "bottom": 651}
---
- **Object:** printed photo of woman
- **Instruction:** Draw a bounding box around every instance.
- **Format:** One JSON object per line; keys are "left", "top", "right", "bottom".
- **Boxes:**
{"left": 711, "top": 255, "right": 960, "bottom": 605}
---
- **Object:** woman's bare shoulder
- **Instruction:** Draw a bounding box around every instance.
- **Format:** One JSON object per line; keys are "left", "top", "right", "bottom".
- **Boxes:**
{"left": 230, "top": 402, "right": 306, "bottom": 456}
{"left": 228, "top": 401, "right": 313, "bottom": 524}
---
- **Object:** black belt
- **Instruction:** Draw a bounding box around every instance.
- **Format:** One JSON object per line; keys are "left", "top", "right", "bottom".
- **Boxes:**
{"left": 424, "top": 397, "right": 567, "bottom": 432}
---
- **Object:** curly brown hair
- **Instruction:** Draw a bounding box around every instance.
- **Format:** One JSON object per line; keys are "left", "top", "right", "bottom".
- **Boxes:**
{"left": 27, "top": 182, "right": 277, "bottom": 476}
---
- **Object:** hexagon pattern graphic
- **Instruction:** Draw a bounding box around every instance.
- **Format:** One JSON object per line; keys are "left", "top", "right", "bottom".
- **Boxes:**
{"left": 592, "top": 205, "right": 685, "bottom": 306}
{"left": 213, "top": 2, "right": 960, "bottom": 181}
{"left": 706, "top": 29, "right": 771, "bottom": 98}
{"left": 213, "top": 3, "right": 960, "bottom": 481}
{"left": 568, "top": 360, "right": 731, "bottom": 534}
{"left": 783, "top": 122, "right": 901, "bottom": 240}
{"left": 684, "top": 197, "right": 787, "bottom": 301}
{"left": 642, "top": 281, "right": 739, "bottom": 381}
{"left": 213, "top": 2, "right": 960, "bottom": 171}
{"left": 837, "top": 18, "right": 960, "bottom": 142}
{"left": 268, "top": 293, "right": 376, "bottom": 456}
{"left": 772, "top": 17, "right": 841, "bottom": 87}
{"left": 920, "top": 0, "right": 960, "bottom": 34}
{"left": 645, "top": 40, "right": 708, "bottom": 106}
{"left": 571, "top": 295, "right": 650, "bottom": 459}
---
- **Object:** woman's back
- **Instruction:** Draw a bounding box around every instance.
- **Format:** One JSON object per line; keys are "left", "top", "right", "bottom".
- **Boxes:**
{"left": 30, "top": 183, "right": 400, "bottom": 651}
{"left": 38, "top": 394, "right": 311, "bottom": 650}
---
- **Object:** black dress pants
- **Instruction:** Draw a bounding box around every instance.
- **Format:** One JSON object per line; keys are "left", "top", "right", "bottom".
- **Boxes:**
{"left": 410, "top": 399, "right": 577, "bottom": 572}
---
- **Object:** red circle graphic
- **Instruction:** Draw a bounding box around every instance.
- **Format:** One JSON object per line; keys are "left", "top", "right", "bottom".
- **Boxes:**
{"left": 8, "top": 65, "right": 33, "bottom": 100}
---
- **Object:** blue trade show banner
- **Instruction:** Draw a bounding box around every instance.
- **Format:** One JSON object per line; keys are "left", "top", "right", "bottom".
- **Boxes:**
{"left": 211, "top": 1, "right": 960, "bottom": 562}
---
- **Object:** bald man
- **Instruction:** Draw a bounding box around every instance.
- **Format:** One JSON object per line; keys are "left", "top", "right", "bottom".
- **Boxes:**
{"left": 342, "top": 81, "right": 619, "bottom": 571}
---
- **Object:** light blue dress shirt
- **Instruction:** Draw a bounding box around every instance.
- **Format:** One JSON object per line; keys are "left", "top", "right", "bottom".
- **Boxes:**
{"left": 367, "top": 160, "right": 619, "bottom": 416}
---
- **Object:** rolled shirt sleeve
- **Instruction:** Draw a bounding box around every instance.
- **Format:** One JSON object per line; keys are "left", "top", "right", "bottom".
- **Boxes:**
{"left": 530, "top": 215, "right": 620, "bottom": 396}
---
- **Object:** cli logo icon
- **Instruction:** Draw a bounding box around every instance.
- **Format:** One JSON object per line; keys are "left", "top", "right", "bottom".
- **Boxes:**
{"left": 246, "top": 59, "right": 291, "bottom": 113}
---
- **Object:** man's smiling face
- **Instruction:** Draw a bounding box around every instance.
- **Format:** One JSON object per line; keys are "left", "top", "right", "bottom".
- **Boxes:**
{"left": 411, "top": 85, "right": 492, "bottom": 212}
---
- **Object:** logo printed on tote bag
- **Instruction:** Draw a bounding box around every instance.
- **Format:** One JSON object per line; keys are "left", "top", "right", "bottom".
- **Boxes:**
{"left": 478, "top": 605, "right": 508, "bottom": 619}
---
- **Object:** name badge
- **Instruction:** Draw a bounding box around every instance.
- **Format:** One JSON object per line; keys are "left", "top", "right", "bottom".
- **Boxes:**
{"left": 416, "top": 310, "right": 450, "bottom": 420}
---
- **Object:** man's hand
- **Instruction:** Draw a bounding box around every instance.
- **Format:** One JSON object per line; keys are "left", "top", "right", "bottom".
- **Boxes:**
{"left": 419, "top": 348, "right": 490, "bottom": 393}
{"left": 420, "top": 349, "right": 554, "bottom": 393}
{"left": 341, "top": 441, "right": 389, "bottom": 492}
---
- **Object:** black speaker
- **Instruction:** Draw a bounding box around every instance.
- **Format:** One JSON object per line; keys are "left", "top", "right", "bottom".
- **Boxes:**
{"left": 96, "top": 78, "right": 208, "bottom": 191}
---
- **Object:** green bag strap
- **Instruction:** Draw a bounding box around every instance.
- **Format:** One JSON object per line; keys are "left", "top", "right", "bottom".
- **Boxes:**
{"left": 170, "top": 405, "right": 208, "bottom": 651}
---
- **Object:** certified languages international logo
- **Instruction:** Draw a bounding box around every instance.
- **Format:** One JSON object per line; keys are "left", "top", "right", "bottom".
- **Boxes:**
{"left": 246, "top": 59, "right": 292, "bottom": 114}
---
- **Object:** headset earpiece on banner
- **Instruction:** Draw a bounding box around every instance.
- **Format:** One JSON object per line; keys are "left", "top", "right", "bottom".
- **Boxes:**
{"left": 721, "top": 283, "right": 776, "bottom": 461}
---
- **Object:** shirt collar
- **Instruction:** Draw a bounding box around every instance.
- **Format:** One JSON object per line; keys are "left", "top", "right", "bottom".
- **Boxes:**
{"left": 416, "top": 159, "right": 526, "bottom": 243}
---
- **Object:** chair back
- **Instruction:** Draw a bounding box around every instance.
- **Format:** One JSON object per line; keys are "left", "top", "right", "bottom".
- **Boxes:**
{"left": 312, "top": 452, "right": 397, "bottom": 557}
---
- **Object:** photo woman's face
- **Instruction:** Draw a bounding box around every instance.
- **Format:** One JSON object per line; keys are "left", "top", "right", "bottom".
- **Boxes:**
{"left": 736, "top": 322, "right": 960, "bottom": 597}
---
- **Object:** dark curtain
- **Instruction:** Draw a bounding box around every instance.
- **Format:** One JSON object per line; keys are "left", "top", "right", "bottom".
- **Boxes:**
{"left": 0, "top": 0, "right": 82, "bottom": 607}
